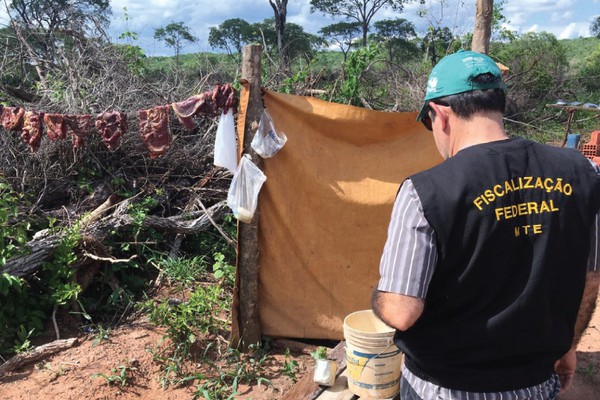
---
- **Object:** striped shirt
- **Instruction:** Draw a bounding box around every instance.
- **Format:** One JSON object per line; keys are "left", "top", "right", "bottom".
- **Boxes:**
{"left": 378, "top": 160, "right": 600, "bottom": 400}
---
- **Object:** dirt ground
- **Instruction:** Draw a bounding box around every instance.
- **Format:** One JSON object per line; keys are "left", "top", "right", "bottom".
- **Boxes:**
{"left": 0, "top": 296, "right": 599, "bottom": 400}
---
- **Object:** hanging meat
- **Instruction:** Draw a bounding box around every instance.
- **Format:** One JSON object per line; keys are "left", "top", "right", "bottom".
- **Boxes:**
{"left": 21, "top": 111, "right": 44, "bottom": 152}
{"left": 171, "top": 83, "right": 239, "bottom": 129}
{"left": 44, "top": 114, "right": 68, "bottom": 140}
{"left": 213, "top": 83, "right": 238, "bottom": 114}
{"left": 1, "top": 107, "right": 25, "bottom": 131}
{"left": 65, "top": 114, "right": 91, "bottom": 148}
{"left": 172, "top": 92, "right": 214, "bottom": 129}
{"left": 95, "top": 111, "right": 128, "bottom": 150}
{"left": 138, "top": 105, "right": 171, "bottom": 159}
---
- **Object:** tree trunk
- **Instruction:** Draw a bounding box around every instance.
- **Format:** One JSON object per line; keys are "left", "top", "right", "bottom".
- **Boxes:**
{"left": 472, "top": 0, "right": 493, "bottom": 54}
{"left": 236, "top": 44, "right": 264, "bottom": 351}
{"left": 0, "top": 338, "right": 79, "bottom": 377}
{"left": 2, "top": 199, "right": 228, "bottom": 279}
{"left": 269, "top": 0, "right": 289, "bottom": 75}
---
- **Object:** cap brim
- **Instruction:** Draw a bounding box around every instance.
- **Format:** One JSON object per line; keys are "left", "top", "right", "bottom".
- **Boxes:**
{"left": 416, "top": 102, "right": 428, "bottom": 122}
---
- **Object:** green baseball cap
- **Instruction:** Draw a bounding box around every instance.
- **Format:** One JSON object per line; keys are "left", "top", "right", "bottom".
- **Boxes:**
{"left": 416, "top": 50, "right": 506, "bottom": 122}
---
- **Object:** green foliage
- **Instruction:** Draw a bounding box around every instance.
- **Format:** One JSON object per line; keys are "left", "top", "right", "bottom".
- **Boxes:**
{"left": 310, "top": 0, "right": 409, "bottom": 46}
{"left": 0, "top": 180, "right": 30, "bottom": 264}
{"left": 576, "top": 44, "right": 600, "bottom": 96}
{"left": 144, "top": 283, "right": 229, "bottom": 387}
{"left": 591, "top": 16, "right": 600, "bottom": 39}
{"left": 319, "top": 22, "right": 361, "bottom": 60}
{"left": 154, "top": 255, "right": 208, "bottom": 285}
{"left": 208, "top": 18, "right": 253, "bottom": 57}
{"left": 0, "top": 274, "right": 46, "bottom": 356}
{"left": 493, "top": 32, "right": 568, "bottom": 120}
{"left": 310, "top": 346, "right": 328, "bottom": 360}
{"left": 282, "top": 65, "right": 313, "bottom": 94}
{"left": 92, "top": 361, "right": 138, "bottom": 386}
{"left": 491, "top": 0, "right": 516, "bottom": 42}
{"left": 561, "top": 37, "right": 600, "bottom": 69}
{"left": 127, "top": 192, "right": 160, "bottom": 239}
{"left": 576, "top": 362, "right": 598, "bottom": 377}
{"left": 116, "top": 7, "right": 147, "bottom": 75}
{"left": 282, "top": 348, "right": 299, "bottom": 380}
{"left": 42, "top": 221, "right": 83, "bottom": 306}
{"left": 154, "top": 21, "right": 198, "bottom": 62}
{"left": 194, "top": 345, "right": 271, "bottom": 400}
{"left": 421, "top": 26, "right": 456, "bottom": 65}
{"left": 212, "top": 252, "right": 235, "bottom": 287}
{"left": 336, "top": 45, "right": 382, "bottom": 105}
{"left": 371, "top": 18, "right": 419, "bottom": 63}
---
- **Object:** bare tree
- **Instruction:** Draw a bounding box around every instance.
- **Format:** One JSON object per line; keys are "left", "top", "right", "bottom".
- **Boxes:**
{"left": 268, "top": 0, "right": 289, "bottom": 72}
{"left": 472, "top": 0, "right": 493, "bottom": 54}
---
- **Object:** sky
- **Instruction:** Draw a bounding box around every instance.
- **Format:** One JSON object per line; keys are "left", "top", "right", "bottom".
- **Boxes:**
{"left": 1, "top": 0, "right": 599, "bottom": 56}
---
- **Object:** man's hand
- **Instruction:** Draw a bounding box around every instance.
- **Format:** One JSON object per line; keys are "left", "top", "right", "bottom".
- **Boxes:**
{"left": 554, "top": 349, "right": 577, "bottom": 394}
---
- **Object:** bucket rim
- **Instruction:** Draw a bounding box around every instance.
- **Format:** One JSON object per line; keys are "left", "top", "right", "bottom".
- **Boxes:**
{"left": 343, "top": 309, "right": 395, "bottom": 335}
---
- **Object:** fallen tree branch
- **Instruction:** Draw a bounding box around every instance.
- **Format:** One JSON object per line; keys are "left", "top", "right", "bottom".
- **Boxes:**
{"left": 2, "top": 200, "right": 229, "bottom": 278}
{"left": 0, "top": 338, "right": 79, "bottom": 377}
{"left": 81, "top": 251, "right": 138, "bottom": 264}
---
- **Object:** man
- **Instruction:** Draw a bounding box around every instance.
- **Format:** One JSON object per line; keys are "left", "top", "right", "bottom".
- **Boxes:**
{"left": 372, "top": 50, "right": 600, "bottom": 400}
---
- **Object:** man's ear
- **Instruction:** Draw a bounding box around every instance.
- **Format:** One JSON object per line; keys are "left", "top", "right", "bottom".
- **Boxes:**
{"left": 430, "top": 102, "right": 451, "bottom": 132}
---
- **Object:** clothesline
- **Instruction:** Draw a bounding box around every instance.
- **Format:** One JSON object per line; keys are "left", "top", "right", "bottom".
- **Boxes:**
{"left": 0, "top": 83, "right": 239, "bottom": 159}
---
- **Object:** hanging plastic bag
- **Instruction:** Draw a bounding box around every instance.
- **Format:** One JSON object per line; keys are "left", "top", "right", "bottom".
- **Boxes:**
{"left": 251, "top": 109, "right": 287, "bottom": 158}
{"left": 214, "top": 108, "right": 238, "bottom": 174}
{"left": 227, "top": 154, "right": 267, "bottom": 223}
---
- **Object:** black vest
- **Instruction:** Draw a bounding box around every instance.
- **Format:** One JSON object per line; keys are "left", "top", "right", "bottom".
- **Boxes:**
{"left": 397, "top": 138, "right": 600, "bottom": 392}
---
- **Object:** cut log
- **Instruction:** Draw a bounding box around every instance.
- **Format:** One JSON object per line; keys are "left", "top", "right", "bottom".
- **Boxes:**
{"left": 2, "top": 200, "right": 228, "bottom": 278}
{"left": 0, "top": 338, "right": 78, "bottom": 377}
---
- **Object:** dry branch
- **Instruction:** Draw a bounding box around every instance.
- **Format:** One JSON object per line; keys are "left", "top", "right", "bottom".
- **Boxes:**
{"left": 0, "top": 338, "right": 79, "bottom": 377}
{"left": 2, "top": 200, "right": 228, "bottom": 278}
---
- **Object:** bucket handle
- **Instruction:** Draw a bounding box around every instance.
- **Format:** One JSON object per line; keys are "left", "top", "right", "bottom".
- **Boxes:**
{"left": 356, "top": 341, "right": 398, "bottom": 379}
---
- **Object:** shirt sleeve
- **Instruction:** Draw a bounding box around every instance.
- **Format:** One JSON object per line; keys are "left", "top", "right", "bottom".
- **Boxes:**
{"left": 588, "top": 159, "right": 600, "bottom": 273}
{"left": 378, "top": 178, "right": 438, "bottom": 298}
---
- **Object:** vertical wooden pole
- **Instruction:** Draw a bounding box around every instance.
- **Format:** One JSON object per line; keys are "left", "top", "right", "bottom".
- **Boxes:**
{"left": 238, "top": 44, "right": 263, "bottom": 350}
{"left": 472, "top": 0, "right": 493, "bottom": 54}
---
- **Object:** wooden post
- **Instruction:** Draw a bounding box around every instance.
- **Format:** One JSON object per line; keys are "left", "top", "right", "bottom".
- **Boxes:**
{"left": 237, "top": 44, "right": 264, "bottom": 350}
{"left": 472, "top": 0, "right": 493, "bottom": 54}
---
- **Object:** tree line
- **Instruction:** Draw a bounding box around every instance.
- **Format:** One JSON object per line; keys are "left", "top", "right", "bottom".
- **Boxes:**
{"left": 0, "top": 0, "right": 599, "bottom": 133}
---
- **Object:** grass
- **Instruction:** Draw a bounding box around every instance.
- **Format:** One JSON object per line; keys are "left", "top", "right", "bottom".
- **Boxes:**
{"left": 92, "top": 360, "right": 138, "bottom": 386}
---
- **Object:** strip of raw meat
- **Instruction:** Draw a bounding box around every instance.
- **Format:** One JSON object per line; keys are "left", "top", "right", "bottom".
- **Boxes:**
{"left": 21, "top": 111, "right": 44, "bottom": 151}
{"left": 139, "top": 105, "right": 171, "bottom": 159}
{"left": 44, "top": 114, "right": 68, "bottom": 140}
{"left": 65, "top": 114, "right": 91, "bottom": 148}
{"left": 95, "top": 111, "right": 128, "bottom": 150}
{"left": 2, "top": 107, "right": 25, "bottom": 131}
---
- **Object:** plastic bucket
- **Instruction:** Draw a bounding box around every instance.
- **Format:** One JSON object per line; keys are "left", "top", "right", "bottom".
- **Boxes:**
{"left": 343, "top": 310, "right": 403, "bottom": 399}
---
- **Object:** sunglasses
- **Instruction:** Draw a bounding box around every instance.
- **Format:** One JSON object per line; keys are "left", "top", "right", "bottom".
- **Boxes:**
{"left": 420, "top": 100, "right": 450, "bottom": 131}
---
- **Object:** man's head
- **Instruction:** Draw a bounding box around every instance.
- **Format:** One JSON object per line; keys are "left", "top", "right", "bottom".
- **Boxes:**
{"left": 417, "top": 50, "right": 506, "bottom": 131}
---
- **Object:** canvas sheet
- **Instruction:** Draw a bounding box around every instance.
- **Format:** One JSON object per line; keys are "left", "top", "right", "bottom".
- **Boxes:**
{"left": 249, "top": 90, "right": 441, "bottom": 340}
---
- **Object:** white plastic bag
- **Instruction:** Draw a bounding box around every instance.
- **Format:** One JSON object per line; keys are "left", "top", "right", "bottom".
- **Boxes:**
{"left": 227, "top": 155, "right": 267, "bottom": 223}
{"left": 313, "top": 359, "right": 338, "bottom": 387}
{"left": 251, "top": 109, "right": 287, "bottom": 158}
{"left": 214, "top": 109, "right": 238, "bottom": 174}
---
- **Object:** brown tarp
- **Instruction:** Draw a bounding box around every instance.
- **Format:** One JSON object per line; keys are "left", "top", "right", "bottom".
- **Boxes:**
{"left": 236, "top": 89, "right": 442, "bottom": 340}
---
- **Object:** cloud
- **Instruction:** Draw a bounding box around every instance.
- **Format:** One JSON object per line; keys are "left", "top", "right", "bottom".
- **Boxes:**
{"left": 107, "top": 0, "right": 594, "bottom": 56}
{"left": 505, "top": 0, "right": 574, "bottom": 14}
{"left": 559, "top": 22, "right": 589, "bottom": 39}
{"left": 552, "top": 11, "right": 572, "bottom": 23}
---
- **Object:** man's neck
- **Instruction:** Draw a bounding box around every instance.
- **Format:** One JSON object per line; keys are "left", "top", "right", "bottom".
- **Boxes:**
{"left": 448, "top": 112, "right": 508, "bottom": 157}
